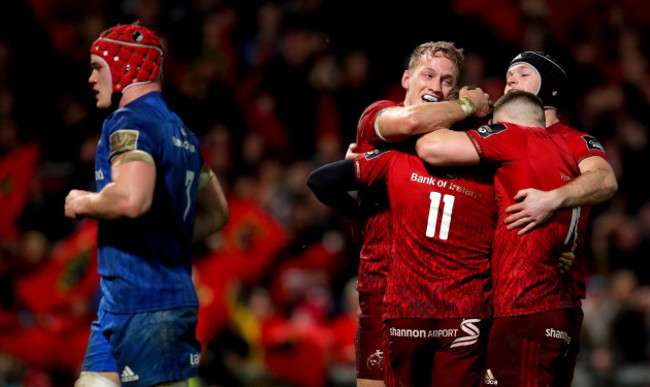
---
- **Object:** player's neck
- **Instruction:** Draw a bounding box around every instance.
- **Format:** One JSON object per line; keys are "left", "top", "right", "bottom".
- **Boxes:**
{"left": 119, "top": 82, "right": 162, "bottom": 108}
{"left": 545, "top": 109, "right": 560, "bottom": 127}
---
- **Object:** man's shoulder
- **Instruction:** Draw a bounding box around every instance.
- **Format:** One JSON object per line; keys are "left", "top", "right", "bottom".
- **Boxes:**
{"left": 357, "top": 100, "right": 402, "bottom": 145}
{"left": 105, "top": 108, "right": 139, "bottom": 131}
{"left": 108, "top": 94, "right": 171, "bottom": 130}
{"left": 472, "top": 123, "right": 509, "bottom": 139}
{"left": 115, "top": 92, "right": 168, "bottom": 120}
{"left": 364, "top": 99, "right": 400, "bottom": 111}
{"left": 547, "top": 121, "right": 582, "bottom": 136}
{"left": 548, "top": 121, "right": 606, "bottom": 154}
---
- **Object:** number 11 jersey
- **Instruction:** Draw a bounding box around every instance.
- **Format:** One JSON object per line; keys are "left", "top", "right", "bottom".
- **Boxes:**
{"left": 354, "top": 149, "right": 497, "bottom": 321}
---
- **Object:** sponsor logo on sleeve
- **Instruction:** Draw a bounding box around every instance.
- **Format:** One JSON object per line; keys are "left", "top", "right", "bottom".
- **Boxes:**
{"left": 475, "top": 123, "right": 508, "bottom": 139}
{"left": 109, "top": 129, "right": 139, "bottom": 157}
{"left": 363, "top": 149, "right": 389, "bottom": 160}
{"left": 581, "top": 135, "right": 605, "bottom": 152}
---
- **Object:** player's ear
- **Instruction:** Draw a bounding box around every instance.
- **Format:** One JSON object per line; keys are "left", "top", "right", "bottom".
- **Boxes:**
{"left": 401, "top": 70, "right": 411, "bottom": 89}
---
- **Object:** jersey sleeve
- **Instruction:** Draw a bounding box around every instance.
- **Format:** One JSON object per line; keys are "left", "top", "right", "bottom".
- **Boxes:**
{"left": 357, "top": 100, "right": 399, "bottom": 148}
{"left": 354, "top": 149, "right": 394, "bottom": 188}
{"left": 105, "top": 109, "right": 157, "bottom": 166}
{"left": 466, "top": 123, "right": 520, "bottom": 163}
{"left": 562, "top": 131, "right": 608, "bottom": 164}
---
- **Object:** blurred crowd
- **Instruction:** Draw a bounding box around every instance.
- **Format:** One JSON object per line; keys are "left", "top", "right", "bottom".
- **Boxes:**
{"left": 0, "top": 0, "right": 649, "bottom": 386}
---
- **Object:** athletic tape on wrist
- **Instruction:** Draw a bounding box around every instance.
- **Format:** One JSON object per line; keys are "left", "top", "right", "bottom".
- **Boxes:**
{"left": 456, "top": 97, "right": 477, "bottom": 118}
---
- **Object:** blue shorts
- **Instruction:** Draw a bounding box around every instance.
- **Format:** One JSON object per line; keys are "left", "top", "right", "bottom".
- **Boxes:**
{"left": 81, "top": 306, "right": 202, "bottom": 386}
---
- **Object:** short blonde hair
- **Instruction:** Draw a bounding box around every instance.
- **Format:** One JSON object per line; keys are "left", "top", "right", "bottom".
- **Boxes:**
{"left": 408, "top": 41, "right": 464, "bottom": 78}
{"left": 493, "top": 90, "right": 546, "bottom": 127}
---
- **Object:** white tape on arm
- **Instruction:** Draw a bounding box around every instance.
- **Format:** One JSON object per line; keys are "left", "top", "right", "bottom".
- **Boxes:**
{"left": 373, "top": 108, "right": 390, "bottom": 142}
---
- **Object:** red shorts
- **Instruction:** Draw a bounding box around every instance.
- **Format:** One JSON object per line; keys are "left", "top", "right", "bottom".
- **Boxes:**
{"left": 383, "top": 318, "right": 487, "bottom": 387}
{"left": 484, "top": 308, "right": 583, "bottom": 387}
{"left": 355, "top": 291, "right": 385, "bottom": 380}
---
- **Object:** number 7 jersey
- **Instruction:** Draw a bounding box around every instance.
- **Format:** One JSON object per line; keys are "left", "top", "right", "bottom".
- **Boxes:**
{"left": 467, "top": 122, "right": 582, "bottom": 318}
{"left": 354, "top": 149, "right": 497, "bottom": 320}
{"left": 94, "top": 91, "right": 203, "bottom": 314}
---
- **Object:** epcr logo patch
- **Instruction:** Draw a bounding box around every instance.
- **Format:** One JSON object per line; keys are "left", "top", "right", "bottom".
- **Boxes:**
{"left": 475, "top": 123, "right": 508, "bottom": 139}
{"left": 364, "top": 149, "right": 388, "bottom": 160}
{"left": 582, "top": 135, "right": 605, "bottom": 152}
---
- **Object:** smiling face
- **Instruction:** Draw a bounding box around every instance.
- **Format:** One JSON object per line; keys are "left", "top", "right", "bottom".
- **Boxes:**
{"left": 505, "top": 63, "right": 541, "bottom": 96}
{"left": 88, "top": 56, "right": 113, "bottom": 109}
{"left": 402, "top": 51, "right": 458, "bottom": 107}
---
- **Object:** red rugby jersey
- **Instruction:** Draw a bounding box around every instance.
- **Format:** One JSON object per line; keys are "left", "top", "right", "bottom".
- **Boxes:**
{"left": 355, "top": 149, "right": 496, "bottom": 320}
{"left": 547, "top": 121, "right": 608, "bottom": 302}
{"left": 467, "top": 122, "right": 581, "bottom": 317}
{"left": 353, "top": 100, "right": 401, "bottom": 293}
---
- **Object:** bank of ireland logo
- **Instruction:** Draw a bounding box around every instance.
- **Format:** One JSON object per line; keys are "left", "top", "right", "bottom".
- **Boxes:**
{"left": 366, "top": 349, "right": 384, "bottom": 371}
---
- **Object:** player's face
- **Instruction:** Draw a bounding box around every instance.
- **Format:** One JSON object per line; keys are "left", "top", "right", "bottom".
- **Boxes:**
{"left": 89, "top": 57, "right": 112, "bottom": 109}
{"left": 402, "top": 52, "right": 457, "bottom": 106}
{"left": 505, "top": 63, "right": 541, "bottom": 95}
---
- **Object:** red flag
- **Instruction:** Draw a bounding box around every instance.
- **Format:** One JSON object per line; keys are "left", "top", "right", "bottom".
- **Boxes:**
{"left": 219, "top": 197, "right": 290, "bottom": 282}
{"left": 193, "top": 197, "right": 290, "bottom": 345}
{"left": 0, "top": 143, "right": 40, "bottom": 242}
{"left": 14, "top": 219, "right": 99, "bottom": 315}
{"left": 0, "top": 220, "right": 98, "bottom": 372}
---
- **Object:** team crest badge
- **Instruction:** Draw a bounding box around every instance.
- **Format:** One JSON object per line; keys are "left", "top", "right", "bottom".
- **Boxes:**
{"left": 366, "top": 349, "right": 384, "bottom": 371}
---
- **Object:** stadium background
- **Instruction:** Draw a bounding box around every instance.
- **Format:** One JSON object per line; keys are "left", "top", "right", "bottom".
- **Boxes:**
{"left": 0, "top": 0, "right": 649, "bottom": 385}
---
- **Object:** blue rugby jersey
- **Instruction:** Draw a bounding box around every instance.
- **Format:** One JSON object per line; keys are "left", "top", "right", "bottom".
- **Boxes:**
{"left": 94, "top": 91, "right": 202, "bottom": 313}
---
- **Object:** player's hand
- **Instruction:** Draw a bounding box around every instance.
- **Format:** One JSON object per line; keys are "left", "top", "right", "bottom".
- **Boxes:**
{"left": 65, "top": 189, "right": 89, "bottom": 219}
{"left": 459, "top": 86, "right": 492, "bottom": 118}
{"left": 345, "top": 143, "right": 359, "bottom": 159}
{"left": 559, "top": 243, "right": 577, "bottom": 274}
{"left": 504, "top": 188, "right": 559, "bottom": 235}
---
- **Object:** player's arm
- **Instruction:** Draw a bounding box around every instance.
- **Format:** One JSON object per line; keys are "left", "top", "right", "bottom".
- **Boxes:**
{"left": 548, "top": 155, "right": 618, "bottom": 207}
{"left": 192, "top": 165, "right": 229, "bottom": 243}
{"left": 504, "top": 156, "right": 618, "bottom": 235}
{"left": 415, "top": 129, "right": 481, "bottom": 166}
{"left": 376, "top": 87, "right": 492, "bottom": 143}
{"left": 307, "top": 159, "right": 359, "bottom": 218}
{"left": 65, "top": 155, "right": 155, "bottom": 220}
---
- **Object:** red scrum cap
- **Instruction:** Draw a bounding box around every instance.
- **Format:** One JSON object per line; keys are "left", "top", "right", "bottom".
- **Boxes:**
{"left": 91, "top": 24, "right": 163, "bottom": 93}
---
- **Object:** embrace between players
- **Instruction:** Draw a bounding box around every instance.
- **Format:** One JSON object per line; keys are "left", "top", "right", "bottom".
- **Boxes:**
{"left": 308, "top": 42, "right": 617, "bottom": 387}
